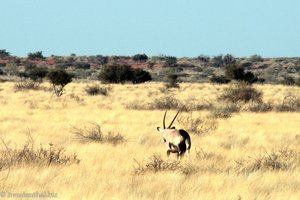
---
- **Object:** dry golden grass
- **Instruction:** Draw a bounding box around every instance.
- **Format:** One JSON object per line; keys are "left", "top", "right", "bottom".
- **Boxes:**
{"left": 0, "top": 81, "right": 300, "bottom": 199}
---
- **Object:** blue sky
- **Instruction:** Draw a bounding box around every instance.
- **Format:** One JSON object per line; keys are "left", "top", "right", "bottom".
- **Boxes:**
{"left": 1, "top": 0, "right": 300, "bottom": 57}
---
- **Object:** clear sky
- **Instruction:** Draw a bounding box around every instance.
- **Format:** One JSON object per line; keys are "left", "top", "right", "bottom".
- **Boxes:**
{"left": 1, "top": 0, "right": 300, "bottom": 57}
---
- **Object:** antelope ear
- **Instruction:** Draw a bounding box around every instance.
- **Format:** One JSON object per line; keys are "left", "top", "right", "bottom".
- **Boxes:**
{"left": 157, "top": 127, "right": 163, "bottom": 132}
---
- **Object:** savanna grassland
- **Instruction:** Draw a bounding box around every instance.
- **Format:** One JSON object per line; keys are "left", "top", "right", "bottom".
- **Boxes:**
{"left": 0, "top": 81, "right": 300, "bottom": 200}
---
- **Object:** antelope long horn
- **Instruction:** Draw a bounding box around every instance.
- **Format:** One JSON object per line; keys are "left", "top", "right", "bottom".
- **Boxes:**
{"left": 163, "top": 110, "right": 167, "bottom": 129}
{"left": 168, "top": 110, "right": 180, "bottom": 128}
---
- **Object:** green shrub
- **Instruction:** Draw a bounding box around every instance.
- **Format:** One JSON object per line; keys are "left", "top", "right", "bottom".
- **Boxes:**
{"left": 27, "top": 51, "right": 44, "bottom": 60}
{"left": 0, "top": 49, "right": 10, "bottom": 58}
{"left": 223, "top": 54, "right": 236, "bottom": 65}
{"left": 210, "top": 75, "right": 231, "bottom": 84}
{"left": 47, "top": 69, "right": 73, "bottom": 97}
{"left": 132, "top": 69, "right": 152, "bottom": 83}
{"left": 73, "top": 62, "right": 90, "bottom": 69}
{"left": 296, "top": 77, "right": 300, "bottom": 87}
{"left": 211, "top": 55, "right": 224, "bottom": 68}
{"left": 132, "top": 54, "right": 148, "bottom": 62}
{"left": 197, "top": 55, "right": 210, "bottom": 63}
{"left": 27, "top": 67, "right": 48, "bottom": 82}
{"left": 163, "top": 56, "right": 177, "bottom": 67}
{"left": 248, "top": 54, "right": 264, "bottom": 62}
{"left": 98, "top": 65, "right": 152, "bottom": 84}
{"left": 225, "top": 64, "right": 245, "bottom": 80}
{"left": 165, "top": 74, "right": 179, "bottom": 88}
{"left": 281, "top": 76, "right": 295, "bottom": 85}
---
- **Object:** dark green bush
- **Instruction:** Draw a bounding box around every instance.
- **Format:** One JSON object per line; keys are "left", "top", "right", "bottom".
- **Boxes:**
{"left": 98, "top": 65, "right": 134, "bottom": 83}
{"left": 248, "top": 54, "right": 264, "bottom": 62}
{"left": 27, "top": 67, "right": 48, "bottom": 82}
{"left": 225, "top": 64, "right": 245, "bottom": 80}
{"left": 210, "top": 75, "right": 231, "bottom": 84}
{"left": 73, "top": 62, "right": 90, "bottom": 69}
{"left": 19, "top": 64, "right": 48, "bottom": 81}
{"left": 132, "top": 54, "right": 148, "bottom": 62}
{"left": 28, "top": 51, "right": 44, "bottom": 60}
{"left": 197, "top": 55, "right": 210, "bottom": 63}
{"left": 212, "top": 55, "right": 224, "bottom": 67}
{"left": 225, "top": 64, "right": 258, "bottom": 84}
{"left": 96, "top": 55, "right": 109, "bottom": 65}
{"left": 132, "top": 68, "right": 152, "bottom": 83}
{"left": 47, "top": 69, "right": 73, "bottom": 97}
{"left": 223, "top": 54, "right": 236, "bottom": 65}
{"left": 163, "top": 56, "right": 177, "bottom": 67}
{"left": 165, "top": 74, "right": 179, "bottom": 88}
{"left": 98, "top": 64, "right": 152, "bottom": 84}
{"left": 243, "top": 71, "right": 258, "bottom": 84}
{"left": 296, "top": 77, "right": 300, "bottom": 87}
{"left": 281, "top": 76, "right": 295, "bottom": 85}
{"left": 0, "top": 49, "right": 10, "bottom": 58}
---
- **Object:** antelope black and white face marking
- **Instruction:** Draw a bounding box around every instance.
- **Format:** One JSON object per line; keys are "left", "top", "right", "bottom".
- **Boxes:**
{"left": 156, "top": 110, "right": 191, "bottom": 160}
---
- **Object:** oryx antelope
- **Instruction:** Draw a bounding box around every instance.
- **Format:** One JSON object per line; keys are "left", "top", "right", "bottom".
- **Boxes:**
{"left": 156, "top": 110, "right": 191, "bottom": 159}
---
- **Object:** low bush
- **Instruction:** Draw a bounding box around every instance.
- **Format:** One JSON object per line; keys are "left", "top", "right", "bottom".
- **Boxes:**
{"left": 124, "top": 101, "right": 148, "bottom": 110}
{"left": 234, "top": 148, "right": 299, "bottom": 174}
{"left": 85, "top": 85, "right": 112, "bottom": 96}
{"left": 274, "top": 95, "right": 300, "bottom": 112}
{"left": 0, "top": 140, "right": 80, "bottom": 170}
{"left": 14, "top": 81, "right": 41, "bottom": 91}
{"left": 281, "top": 76, "right": 295, "bottom": 85}
{"left": 210, "top": 75, "right": 231, "bottom": 84}
{"left": 243, "top": 102, "right": 273, "bottom": 112}
{"left": 133, "top": 154, "right": 180, "bottom": 175}
{"left": 149, "top": 96, "right": 181, "bottom": 110}
{"left": 71, "top": 123, "right": 125, "bottom": 145}
{"left": 177, "top": 112, "right": 217, "bottom": 135}
{"left": 133, "top": 154, "right": 199, "bottom": 176}
{"left": 218, "top": 82, "right": 262, "bottom": 103}
{"left": 296, "top": 77, "right": 300, "bottom": 87}
{"left": 209, "top": 103, "right": 240, "bottom": 118}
